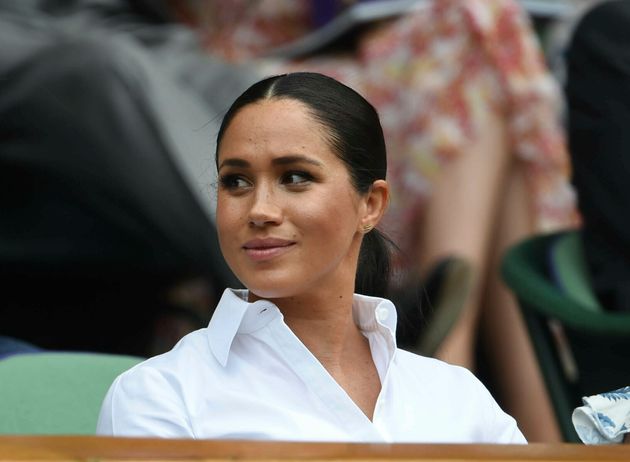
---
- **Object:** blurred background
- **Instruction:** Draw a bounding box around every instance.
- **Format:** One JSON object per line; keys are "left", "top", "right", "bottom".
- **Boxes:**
{"left": 1, "top": 0, "right": 629, "bottom": 443}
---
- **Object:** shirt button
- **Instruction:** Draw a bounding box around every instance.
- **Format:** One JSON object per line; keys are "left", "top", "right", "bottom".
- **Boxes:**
{"left": 258, "top": 306, "right": 273, "bottom": 316}
{"left": 375, "top": 307, "right": 389, "bottom": 323}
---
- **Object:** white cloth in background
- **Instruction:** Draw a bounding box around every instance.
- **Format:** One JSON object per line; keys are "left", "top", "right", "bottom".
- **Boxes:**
{"left": 97, "top": 289, "right": 525, "bottom": 443}
{"left": 572, "top": 387, "right": 630, "bottom": 444}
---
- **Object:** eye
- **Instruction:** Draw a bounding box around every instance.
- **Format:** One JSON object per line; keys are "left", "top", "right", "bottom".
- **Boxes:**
{"left": 281, "top": 171, "right": 314, "bottom": 186}
{"left": 219, "top": 174, "right": 251, "bottom": 191}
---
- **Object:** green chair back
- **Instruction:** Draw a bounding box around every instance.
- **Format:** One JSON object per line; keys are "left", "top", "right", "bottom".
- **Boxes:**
{"left": 501, "top": 230, "right": 630, "bottom": 442}
{"left": 0, "top": 352, "right": 142, "bottom": 435}
{"left": 550, "top": 232, "right": 602, "bottom": 312}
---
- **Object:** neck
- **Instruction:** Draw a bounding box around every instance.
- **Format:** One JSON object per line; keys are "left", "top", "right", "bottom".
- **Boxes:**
{"left": 273, "top": 288, "right": 380, "bottom": 421}
{"left": 268, "top": 288, "right": 366, "bottom": 370}
{"left": 250, "top": 285, "right": 381, "bottom": 420}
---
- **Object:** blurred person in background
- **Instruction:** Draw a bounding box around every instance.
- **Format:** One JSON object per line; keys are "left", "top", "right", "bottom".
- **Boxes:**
{"left": 0, "top": 0, "right": 258, "bottom": 356}
{"left": 565, "top": 0, "right": 630, "bottom": 313}
{"left": 565, "top": 1, "right": 630, "bottom": 446}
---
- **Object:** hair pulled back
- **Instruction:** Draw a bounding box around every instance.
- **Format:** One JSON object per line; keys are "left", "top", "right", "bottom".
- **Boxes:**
{"left": 216, "top": 72, "right": 392, "bottom": 297}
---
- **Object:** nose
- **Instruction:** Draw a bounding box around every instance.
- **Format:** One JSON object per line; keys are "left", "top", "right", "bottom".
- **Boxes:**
{"left": 248, "top": 183, "right": 283, "bottom": 228}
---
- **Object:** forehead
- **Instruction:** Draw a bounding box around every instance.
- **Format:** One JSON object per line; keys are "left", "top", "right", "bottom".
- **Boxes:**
{"left": 218, "top": 98, "right": 334, "bottom": 157}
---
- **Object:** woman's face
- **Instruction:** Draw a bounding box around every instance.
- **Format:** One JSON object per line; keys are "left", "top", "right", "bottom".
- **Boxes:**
{"left": 216, "top": 98, "right": 368, "bottom": 300}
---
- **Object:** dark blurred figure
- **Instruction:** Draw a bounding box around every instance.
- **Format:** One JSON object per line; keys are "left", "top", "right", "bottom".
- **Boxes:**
{"left": 0, "top": 0, "right": 257, "bottom": 355}
{"left": 565, "top": 0, "right": 630, "bottom": 312}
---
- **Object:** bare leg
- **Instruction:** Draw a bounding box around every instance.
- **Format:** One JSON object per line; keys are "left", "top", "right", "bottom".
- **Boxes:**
{"left": 418, "top": 104, "right": 561, "bottom": 441}
{"left": 479, "top": 161, "right": 562, "bottom": 442}
{"left": 419, "top": 106, "right": 510, "bottom": 369}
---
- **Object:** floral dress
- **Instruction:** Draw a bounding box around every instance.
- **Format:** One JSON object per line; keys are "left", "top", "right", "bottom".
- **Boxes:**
{"left": 182, "top": 0, "right": 577, "bottom": 271}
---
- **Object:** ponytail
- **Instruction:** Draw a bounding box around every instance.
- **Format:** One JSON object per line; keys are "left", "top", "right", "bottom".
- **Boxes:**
{"left": 355, "top": 228, "right": 395, "bottom": 298}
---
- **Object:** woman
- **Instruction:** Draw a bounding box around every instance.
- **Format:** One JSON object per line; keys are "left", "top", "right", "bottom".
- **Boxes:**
{"left": 97, "top": 72, "right": 525, "bottom": 443}
{"left": 177, "top": 0, "right": 577, "bottom": 441}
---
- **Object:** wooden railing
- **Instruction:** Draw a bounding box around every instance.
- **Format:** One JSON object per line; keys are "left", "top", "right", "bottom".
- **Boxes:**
{"left": 1, "top": 436, "right": 629, "bottom": 461}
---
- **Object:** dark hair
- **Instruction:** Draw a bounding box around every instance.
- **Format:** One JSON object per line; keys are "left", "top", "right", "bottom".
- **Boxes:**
{"left": 216, "top": 72, "right": 393, "bottom": 297}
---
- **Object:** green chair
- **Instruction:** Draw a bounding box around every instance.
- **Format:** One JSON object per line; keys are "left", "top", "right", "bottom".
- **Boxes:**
{"left": 501, "top": 230, "right": 630, "bottom": 442}
{"left": 549, "top": 232, "right": 602, "bottom": 313}
{"left": 0, "top": 352, "right": 142, "bottom": 435}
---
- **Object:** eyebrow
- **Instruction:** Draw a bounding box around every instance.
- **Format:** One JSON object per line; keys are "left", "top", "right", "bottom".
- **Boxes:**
{"left": 218, "top": 158, "right": 249, "bottom": 171}
{"left": 218, "top": 154, "right": 324, "bottom": 171}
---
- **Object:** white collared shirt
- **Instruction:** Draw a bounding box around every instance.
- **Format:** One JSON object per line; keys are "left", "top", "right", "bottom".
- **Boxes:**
{"left": 97, "top": 289, "right": 526, "bottom": 443}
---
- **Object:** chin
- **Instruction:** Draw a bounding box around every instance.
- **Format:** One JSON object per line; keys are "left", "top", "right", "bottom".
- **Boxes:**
{"left": 245, "top": 283, "right": 295, "bottom": 300}
{"left": 240, "top": 274, "right": 305, "bottom": 301}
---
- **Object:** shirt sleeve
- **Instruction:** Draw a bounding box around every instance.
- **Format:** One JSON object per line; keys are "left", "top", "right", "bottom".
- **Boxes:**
{"left": 96, "top": 366, "right": 194, "bottom": 438}
{"left": 485, "top": 398, "right": 528, "bottom": 444}
{"left": 471, "top": 371, "right": 527, "bottom": 444}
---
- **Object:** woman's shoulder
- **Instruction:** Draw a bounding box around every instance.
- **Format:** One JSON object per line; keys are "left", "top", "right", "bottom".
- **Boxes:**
{"left": 118, "top": 328, "right": 212, "bottom": 384}
{"left": 392, "top": 349, "right": 500, "bottom": 416}
{"left": 394, "top": 348, "right": 479, "bottom": 384}
{"left": 97, "top": 328, "right": 212, "bottom": 437}
{"left": 392, "top": 349, "right": 526, "bottom": 443}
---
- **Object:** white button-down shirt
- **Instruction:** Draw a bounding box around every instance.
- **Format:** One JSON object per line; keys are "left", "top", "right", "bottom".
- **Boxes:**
{"left": 97, "top": 289, "right": 526, "bottom": 443}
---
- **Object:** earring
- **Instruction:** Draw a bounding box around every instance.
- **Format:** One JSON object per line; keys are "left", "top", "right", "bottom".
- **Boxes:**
{"left": 362, "top": 224, "right": 373, "bottom": 233}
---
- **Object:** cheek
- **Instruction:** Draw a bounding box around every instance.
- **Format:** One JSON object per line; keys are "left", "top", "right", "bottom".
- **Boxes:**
{"left": 298, "top": 188, "right": 360, "bottom": 236}
{"left": 216, "top": 197, "right": 242, "bottom": 241}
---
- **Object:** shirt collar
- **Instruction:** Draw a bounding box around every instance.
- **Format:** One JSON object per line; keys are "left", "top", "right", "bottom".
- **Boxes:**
{"left": 207, "top": 288, "right": 276, "bottom": 367}
{"left": 207, "top": 289, "right": 398, "bottom": 367}
{"left": 352, "top": 293, "right": 398, "bottom": 336}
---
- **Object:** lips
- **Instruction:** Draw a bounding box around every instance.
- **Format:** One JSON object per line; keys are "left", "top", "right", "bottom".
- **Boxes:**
{"left": 242, "top": 238, "right": 296, "bottom": 262}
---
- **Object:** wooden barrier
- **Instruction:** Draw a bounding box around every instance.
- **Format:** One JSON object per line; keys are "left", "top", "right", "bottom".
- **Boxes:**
{"left": 1, "top": 436, "right": 629, "bottom": 461}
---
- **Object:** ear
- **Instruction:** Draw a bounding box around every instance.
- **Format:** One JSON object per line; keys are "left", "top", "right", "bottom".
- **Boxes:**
{"left": 359, "top": 179, "right": 389, "bottom": 232}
